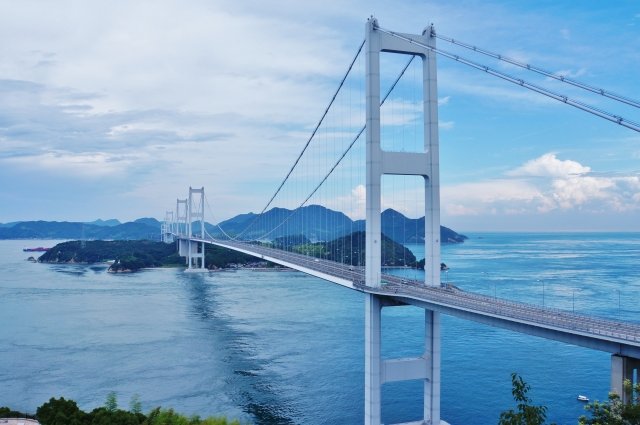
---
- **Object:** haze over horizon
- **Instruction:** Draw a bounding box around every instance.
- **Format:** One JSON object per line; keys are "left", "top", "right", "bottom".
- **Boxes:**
{"left": 1, "top": 0, "right": 638, "bottom": 232}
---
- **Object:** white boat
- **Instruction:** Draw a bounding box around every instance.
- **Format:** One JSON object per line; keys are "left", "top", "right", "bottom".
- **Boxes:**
{"left": 577, "top": 395, "right": 589, "bottom": 402}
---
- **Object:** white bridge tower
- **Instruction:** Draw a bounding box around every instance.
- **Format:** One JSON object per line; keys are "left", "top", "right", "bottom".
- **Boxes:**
{"left": 364, "top": 18, "right": 444, "bottom": 425}
{"left": 185, "top": 186, "right": 206, "bottom": 271}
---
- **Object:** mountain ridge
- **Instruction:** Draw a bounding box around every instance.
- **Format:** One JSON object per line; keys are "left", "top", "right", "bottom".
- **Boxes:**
{"left": 0, "top": 206, "right": 466, "bottom": 244}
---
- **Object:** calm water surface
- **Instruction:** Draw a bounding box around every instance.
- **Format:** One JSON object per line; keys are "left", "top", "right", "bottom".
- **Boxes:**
{"left": 0, "top": 233, "right": 638, "bottom": 424}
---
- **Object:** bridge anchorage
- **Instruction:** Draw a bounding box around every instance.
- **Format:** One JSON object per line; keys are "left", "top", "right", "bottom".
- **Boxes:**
{"left": 161, "top": 17, "right": 640, "bottom": 425}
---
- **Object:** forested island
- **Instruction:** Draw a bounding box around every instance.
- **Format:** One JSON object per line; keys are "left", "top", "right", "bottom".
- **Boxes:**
{"left": 38, "top": 240, "right": 255, "bottom": 272}
{"left": 37, "top": 230, "right": 423, "bottom": 272}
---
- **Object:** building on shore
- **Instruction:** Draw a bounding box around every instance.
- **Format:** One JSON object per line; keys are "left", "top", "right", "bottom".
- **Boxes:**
{"left": 0, "top": 419, "right": 40, "bottom": 425}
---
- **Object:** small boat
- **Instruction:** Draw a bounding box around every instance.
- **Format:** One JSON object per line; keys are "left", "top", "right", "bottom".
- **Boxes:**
{"left": 22, "top": 247, "right": 50, "bottom": 252}
{"left": 577, "top": 395, "right": 589, "bottom": 402}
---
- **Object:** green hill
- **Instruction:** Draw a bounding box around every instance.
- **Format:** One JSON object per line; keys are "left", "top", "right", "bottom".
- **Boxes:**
{"left": 38, "top": 240, "right": 254, "bottom": 272}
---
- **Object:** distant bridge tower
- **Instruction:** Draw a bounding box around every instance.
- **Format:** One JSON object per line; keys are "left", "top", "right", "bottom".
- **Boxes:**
{"left": 176, "top": 198, "right": 189, "bottom": 264}
{"left": 186, "top": 186, "right": 206, "bottom": 271}
{"left": 364, "top": 18, "right": 443, "bottom": 425}
{"left": 161, "top": 210, "right": 174, "bottom": 243}
{"left": 176, "top": 198, "right": 188, "bottom": 237}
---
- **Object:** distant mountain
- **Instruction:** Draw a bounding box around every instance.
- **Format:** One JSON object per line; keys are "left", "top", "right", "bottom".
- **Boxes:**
{"left": 0, "top": 206, "right": 467, "bottom": 245}
{"left": 0, "top": 220, "right": 160, "bottom": 240}
{"left": 133, "top": 217, "right": 162, "bottom": 229}
{"left": 215, "top": 204, "right": 355, "bottom": 242}
{"left": 86, "top": 219, "right": 121, "bottom": 227}
{"left": 378, "top": 208, "right": 467, "bottom": 244}
{"left": 0, "top": 221, "right": 20, "bottom": 228}
{"left": 212, "top": 205, "right": 466, "bottom": 244}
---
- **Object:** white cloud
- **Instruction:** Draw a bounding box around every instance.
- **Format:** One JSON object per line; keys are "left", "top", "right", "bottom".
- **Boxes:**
{"left": 0, "top": 0, "right": 638, "bottom": 227}
{"left": 438, "top": 96, "right": 451, "bottom": 106}
{"left": 5, "top": 150, "right": 141, "bottom": 177}
{"left": 439, "top": 120, "right": 455, "bottom": 130}
{"left": 508, "top": 153, "right": 590, "bottom": 178}
{"left": 443, "top": 154, "right": 640, "bottom": 217}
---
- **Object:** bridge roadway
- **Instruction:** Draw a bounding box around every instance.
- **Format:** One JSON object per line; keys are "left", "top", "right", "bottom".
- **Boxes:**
{"left": 185, "top": 236, "right": 640, "bottom": 358}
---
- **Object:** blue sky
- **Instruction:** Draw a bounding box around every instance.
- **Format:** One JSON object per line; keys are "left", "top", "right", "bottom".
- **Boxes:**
{"left": 0, "top": 0, "right": 638, "bottom": 231}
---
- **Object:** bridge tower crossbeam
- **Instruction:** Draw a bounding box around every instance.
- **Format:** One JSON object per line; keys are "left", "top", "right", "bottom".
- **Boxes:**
{"left": 364, "top": 18, "right": 444, "bottom": 425}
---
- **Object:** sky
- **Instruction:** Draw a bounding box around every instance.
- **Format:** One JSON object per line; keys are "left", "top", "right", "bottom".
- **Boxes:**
{"left": 0, "top": 0, "right": 639, "bottom": 231}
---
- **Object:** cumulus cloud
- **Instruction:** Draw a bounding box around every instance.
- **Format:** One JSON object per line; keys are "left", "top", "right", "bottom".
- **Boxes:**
{"left": 507, "top": 153, "right": 590, "bottom": 178}
{"left": 5, "top": 150, "right": 141, "bottom": 177}
{"left": 443, "top": 154, "right": 640, "bottom": 217}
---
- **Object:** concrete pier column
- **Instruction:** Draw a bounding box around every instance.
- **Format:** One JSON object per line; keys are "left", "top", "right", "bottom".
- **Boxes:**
{"left": 425, "top": 310, "right": 441, "bottom": 424}
{"left": 611, "top": 354, "right": 640, "bottom": 403}
{"left": 365, "top": 294, "right": 382, "bottom": 425}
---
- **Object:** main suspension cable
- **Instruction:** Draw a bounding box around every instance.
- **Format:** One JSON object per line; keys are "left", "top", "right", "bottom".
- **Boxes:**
{"left": 377, "top": 27, "right": 640, "bottom": 133}
{"left": 231, "top": 39, "right": 366, "bottom": 240}
{"left": 253, "top": 56, "right": 416, "bottom": 241}
{"left": 434, "top": 32, "right": 640, "bottom": 109}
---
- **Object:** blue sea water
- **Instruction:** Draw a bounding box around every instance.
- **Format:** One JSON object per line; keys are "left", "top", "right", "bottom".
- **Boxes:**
{"left": 0, "top": 233, "right": 638, "bottom": 424}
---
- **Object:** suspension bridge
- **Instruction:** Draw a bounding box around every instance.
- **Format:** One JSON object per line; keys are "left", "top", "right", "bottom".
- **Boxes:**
{"left": 160, "top": 19, "right": 640, "bottom": 425}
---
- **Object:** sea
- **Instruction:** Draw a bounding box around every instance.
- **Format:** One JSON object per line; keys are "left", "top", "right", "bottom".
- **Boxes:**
{"left": 0, "top": 233, "right": 638, "bottom": 424}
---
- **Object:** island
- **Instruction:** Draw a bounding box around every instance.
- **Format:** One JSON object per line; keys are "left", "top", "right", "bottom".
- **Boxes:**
{"left": 37, "top": 225, "right": 462, "bottom": 273}
{"left": 38, "top": 240, "right": 255, "bottom": 272}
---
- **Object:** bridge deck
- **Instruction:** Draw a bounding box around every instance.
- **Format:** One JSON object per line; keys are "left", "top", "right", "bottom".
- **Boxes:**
{"left": 184, "top": 236, "right": 640, "bottom": 358}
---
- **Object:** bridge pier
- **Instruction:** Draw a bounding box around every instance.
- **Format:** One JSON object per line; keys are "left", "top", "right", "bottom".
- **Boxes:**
{"left": 611, "top": 354, "right": 640, "bottom": 403}
{"left": 365, "top": 293, "right": 443, "bottom": 425}
{"left": 185, "top": 240, "right": 206, "bottom": 271}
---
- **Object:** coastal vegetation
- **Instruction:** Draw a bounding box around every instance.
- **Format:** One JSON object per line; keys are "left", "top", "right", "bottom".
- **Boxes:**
{"left": 498, "top": 373, "right": 554, "bottom": 425}
{"left": 578, "top": 378, "right": 640, "bottom": 424}
{"left": 271, "top": 231, "right": 416, "bottom": 267}
{"left": 38, "top": 240, "right": 254, "bottom": 272}
{"left": 4, "top": 377, "right": 638, "bottom": 424}
{"left": 498, "top": 373, "right": 640, "bottom": 425}
{"left": 1, "top": 392, "right": 242, "bottom": 425}
{"left": 37, "top": 229, "right": 421, "bottom": 271}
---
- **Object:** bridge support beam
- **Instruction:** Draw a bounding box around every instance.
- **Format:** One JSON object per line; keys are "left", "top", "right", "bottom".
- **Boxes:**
{"left": 365, "top": 294, "right": 382, "bottom": 425}
{"left": 611, "top": 354, "right": 640, "bottom": 403}
{"left": 365, "top": 294, "right": 442, "bottom": 425}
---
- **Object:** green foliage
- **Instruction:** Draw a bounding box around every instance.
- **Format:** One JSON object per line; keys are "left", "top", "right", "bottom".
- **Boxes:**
{"left": 36, "top": 397, "right": 87, "bottom": 425}
{"left": 259, "top": 231, "right": 415, "bottom": 267}
{"left": 292, "top": 243, "right": 325, "bottom": 257}
{"left": 130, "top": 394, "right": 142, "bottom": 415}
{"left": 204, "top": 245, "right": 254, "bottom": 269}
{"left": 27, "top": 394, "right": 242, "bottom": 425}
{"left": 579, "top": 379, "right": 640, "bottom": 425}
{"left": 0, "top": 406, "right": 36, "bottom": 419}
{"left": 498, "top": 373, "right": 554, "bottom": 425}
{"left": 39, "top": 240, "right": 190, "bottom": 271}
{"left": 144, "top": 407, "right": 240, "bottom": 425}
{"left": 105, "top": 391, "right": 118, "bottom": 412}
{"left": 88, "top": 407, "right": 144, "bottom": 425}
